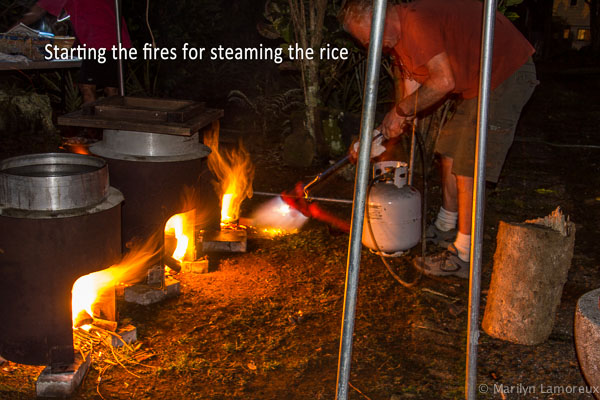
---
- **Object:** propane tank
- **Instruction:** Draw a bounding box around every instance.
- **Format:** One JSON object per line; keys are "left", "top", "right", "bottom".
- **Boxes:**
{"left": 362, "top": 161, "right": 421, "bottom": 256}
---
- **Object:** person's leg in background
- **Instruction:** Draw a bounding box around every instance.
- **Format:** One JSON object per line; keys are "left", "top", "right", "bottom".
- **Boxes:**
{"left": 417, "top": 59, "right": 537, "bottom": 278}
{"left": 104, "top": 86, "right": 118, "bottom": 97}
{"left": 438, "top": 155, "right": 473, "bottom": 263}
{"left": 78, "top": 57, "right": 121, "bottom": 105}
{"left": 426, "top": 97, "right": 477, "bottom": 249}
{"left": 79, "top": 83, "right": 97, "bottom": 105}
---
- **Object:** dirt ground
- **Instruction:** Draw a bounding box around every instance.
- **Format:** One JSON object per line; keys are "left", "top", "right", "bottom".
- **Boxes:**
{"left": 1, "top": 61, "right": 599, "bottom": 399}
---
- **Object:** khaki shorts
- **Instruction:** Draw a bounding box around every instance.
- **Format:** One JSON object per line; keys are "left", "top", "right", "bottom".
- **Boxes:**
{"left": 435, "top": 58, "right": 538, "bottom": 182}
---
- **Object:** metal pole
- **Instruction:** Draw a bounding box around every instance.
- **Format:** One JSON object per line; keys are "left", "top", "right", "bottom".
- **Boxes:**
{"left": 407, "top": 119, "right": 417, "bottom": 186}
{"left": 465, "top": 0, "right": 497, "bottom": 398}
{"left": 253, "top": 191, "right": 353, "bottom": 205}
{"left": 335, "top": 0, "right": 387, "bottom": 399}
{"left": 114, "top": 0, "right": 125, "bottom": 96}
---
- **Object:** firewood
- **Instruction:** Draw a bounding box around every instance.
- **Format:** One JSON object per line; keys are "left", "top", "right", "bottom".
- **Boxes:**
{"left": 482, "top": 207, "right": 575, "bottom": 345}
{"left": 164, "top": 255, "right": 182, "bottom": 273}
{"left": 74, "top": 310, "right": 93, "bottom": 328}
{"left": 92, "top": 318, "right": 118, "bottom": 332}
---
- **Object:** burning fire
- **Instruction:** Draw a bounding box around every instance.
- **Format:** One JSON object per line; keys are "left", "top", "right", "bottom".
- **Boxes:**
{"left": 71, "top": 237, "right": 161, "bottom": 329}
{"left": 250, "top": 196, "right": 308, "bottom": 235}
{"left": 61, "top": 137, "right": 92, "bottom": 155}
{"left": 164, "top": 209, "right": 195, "bottom": 262}
{"left": 204, "top": 130, "right": 254, "bottom": 225}
{"left": 221, "top": 193, "right": 234, "bottom": 223}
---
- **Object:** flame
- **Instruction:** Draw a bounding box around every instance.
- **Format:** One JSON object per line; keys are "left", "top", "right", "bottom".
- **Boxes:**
{"left": 63, "top": 144, "right": 91, "bottom": 155}
{"left": 261, "top": 227, "right": 290, "bottom": 236}
{"left": 164, "top": 209, "right": 195, "bottom": 262}
{"left": 61, "top": 137, "right": 92, "bottom": 155}
{"left": 71, "top": 236, "right": 161, "bottom": 328}
{"left": 204, "top": 129, "right": 254, "bottom": 225}
{"left": 250, "top": 196, "right": 308, "bottom": 234}
{"left": 221, "top": 193, "right": 234, "bottom": 223}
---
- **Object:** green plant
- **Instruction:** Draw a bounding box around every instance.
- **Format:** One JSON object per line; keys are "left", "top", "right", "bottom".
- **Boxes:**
{"left": 228, "top": 86, "right": 303, "bottom": 136}
{"left": 497, "top": 0, "right": 524, "bottom": 21}
{"left": 0, "top": 0, "right": 28, "bottom": 32}
{"left": 39, "top": 70, "right": 82, "bottom": 112}
{"left": 260, "top": 0, "right": 337, "bottom": 152}
{"left": 125, "top": 58, "right": 161, "bottom": 97}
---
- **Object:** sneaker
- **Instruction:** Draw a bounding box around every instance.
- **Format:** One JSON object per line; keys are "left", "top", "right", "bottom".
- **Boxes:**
{"left": 425, "top": 224, "right": 457, "bottom": 248}
{"left": 413, "top": 244, "right": 470, "bottom": 279}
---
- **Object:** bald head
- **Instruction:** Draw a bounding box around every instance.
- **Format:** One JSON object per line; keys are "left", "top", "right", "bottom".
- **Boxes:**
{"left": 340, "top": 0, "right": 400, "bottom": 50}
{"left": 338, "top": 0, "right": 374, "bottom": 29}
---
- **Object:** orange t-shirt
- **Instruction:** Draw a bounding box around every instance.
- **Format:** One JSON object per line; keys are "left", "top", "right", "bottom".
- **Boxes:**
{"left": 390, "top": 0, "right": 535, "bottom": 99}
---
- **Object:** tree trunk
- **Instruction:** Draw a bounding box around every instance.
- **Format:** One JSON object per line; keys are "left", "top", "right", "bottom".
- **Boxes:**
{"left": 587, "top": 0, "right": 600, "bottom": 55}
{"left": 482, "top": 209, "right": 576, "bottom": 345}
{"left": 305, "top": 58, "right": 320, "bottom": 143}
{"left": 287, "top": 0, "right": 327, "bottom": 157}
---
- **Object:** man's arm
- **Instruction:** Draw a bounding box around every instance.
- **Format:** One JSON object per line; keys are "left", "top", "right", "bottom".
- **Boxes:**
{"left": 397, "top": 51, "right": 455, "bottom": 117}
{"left": 380, "top": 51, "right": 455, "bottom": 138}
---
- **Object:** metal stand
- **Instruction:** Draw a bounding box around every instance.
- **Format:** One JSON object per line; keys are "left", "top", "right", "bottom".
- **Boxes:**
{"left": 335, "top": 0, "right": 387, "bottom": 398}
{"left": 333, "top": 0, "right": 497, "bottom": 398}
{"left": 465, "top": 0, "right": 496, "bottom": 398}
{"left": 114, "top": 0, "right": 125, "bottom": 96}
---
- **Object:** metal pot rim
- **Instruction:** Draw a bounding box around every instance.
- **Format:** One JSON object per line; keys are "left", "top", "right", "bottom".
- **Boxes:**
{"left": 90, "top": 130, "right": 211, "bottom": 162}
{"left": 0, "top": 152, "right": 106, "bottom": 173}
{"left": 0, "top": 152, "right": 109, "bottom": 211}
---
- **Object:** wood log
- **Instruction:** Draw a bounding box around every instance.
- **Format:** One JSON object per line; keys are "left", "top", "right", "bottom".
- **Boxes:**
{"left": 92, "top": 318, "right": 118, "bottom": 332}
{"left": 574, "top": 288, "right": 600, "bottom": 399}
{"left": 482, "top": 208, "right": 575, "bottom": 345}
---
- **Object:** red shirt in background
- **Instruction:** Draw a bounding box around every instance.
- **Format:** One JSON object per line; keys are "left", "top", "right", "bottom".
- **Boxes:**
{"left": 37, "top": 0, "right": 131, "bottom": 49}
{"left": 391, "top": 0, "right": 534, "bottom": 99}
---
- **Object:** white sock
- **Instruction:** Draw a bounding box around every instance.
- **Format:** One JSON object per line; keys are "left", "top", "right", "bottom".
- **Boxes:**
{"left": 434, "top": 207, "right": 458, "bottom": 232}
{"left": 453, "top": 232, "right": 471, "bottom": 262}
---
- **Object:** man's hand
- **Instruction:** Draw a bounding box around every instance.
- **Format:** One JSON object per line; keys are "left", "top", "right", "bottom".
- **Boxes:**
{"left": 379, "top": 108, "right": 414, "bottom": 139}
{"left": 348, "top": 131, "right": 386, "bottom": 164}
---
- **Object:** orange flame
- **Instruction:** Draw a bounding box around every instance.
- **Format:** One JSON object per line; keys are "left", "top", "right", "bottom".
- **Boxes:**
{"left": 61, "top": 137, "right": 92, "bottom": 155}
{"left": 164, "top": 209, "right": 195, "bottom": 262}
{"left": 64, "top": 144, "right": 91, "bottom": 155}
{"left": 71, "top": 236, "right": 161, "bottom": 328}
{"left": 204, "top": 130, "right": 254, "bottom": 225}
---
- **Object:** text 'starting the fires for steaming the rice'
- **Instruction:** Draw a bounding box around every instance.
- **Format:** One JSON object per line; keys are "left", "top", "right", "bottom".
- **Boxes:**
{"left": 44, "top": 43, "right": 350, "bottom": 64}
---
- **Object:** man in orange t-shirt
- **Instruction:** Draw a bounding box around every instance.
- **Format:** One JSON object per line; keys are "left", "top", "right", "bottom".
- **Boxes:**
{"left": 341, "top": 0, "right": 538, "bottom": 278}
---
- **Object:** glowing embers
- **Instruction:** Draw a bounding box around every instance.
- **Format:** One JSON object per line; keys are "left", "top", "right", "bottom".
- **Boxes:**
{"left": 60, "top": 137, "right": 94, "bottom": 155}
{"left": 164, "top": 209, "right": 196, "bottom": 263}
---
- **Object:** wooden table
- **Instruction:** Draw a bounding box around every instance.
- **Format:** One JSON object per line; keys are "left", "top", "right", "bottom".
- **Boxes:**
{"left": 0, "top": 58, "right": 81, "bottom": 71}
{"left": 59, "top": 96, "right": 224, "bottom": 136}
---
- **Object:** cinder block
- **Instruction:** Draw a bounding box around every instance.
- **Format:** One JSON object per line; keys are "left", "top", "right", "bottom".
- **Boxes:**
{"left": 181, "top": 257, "right": 209, "bottom": 274}
{"left": 201, "top": 229, "right": 247, "bottom": 253}
{"left": 147, "top": 264, "right": 164, "bottom": 285}
{"left": 165, "top": 275, "right": 181, "bottom": 298}
{"left": 111, "top": 325, "right": 137, "bottom": 348}
{"left": 36, "top": 353, "right": 91, "bottom": 398}
{"left": 124, "top": 284, "right": 166, "bottom": 305}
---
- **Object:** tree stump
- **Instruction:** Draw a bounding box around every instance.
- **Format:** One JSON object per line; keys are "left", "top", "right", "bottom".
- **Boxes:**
{"left": 574, "top": 288, "right": 600, "bottom": 399}
{"left": 482, "top": 208, "right": 575, "bottom": 345}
